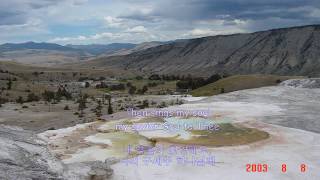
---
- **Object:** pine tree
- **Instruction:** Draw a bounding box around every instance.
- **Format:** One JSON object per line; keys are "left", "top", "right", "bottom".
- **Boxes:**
{"left": 7, "top": 79, "right": 12, "bottom": 90}
{"left": 96, "top": 100, "right": 103, "bottom": 117}
{"left": 142, "top": 85, "right": 148, "bottom": 94}
{"left": 107, "top": 97, "right": 113, "bottom": 114}
{"left": 78, "top": 94, "right": 87, "bottom": 117}
{"left": 128, "top": 86, "right": 136, "bottom": 95}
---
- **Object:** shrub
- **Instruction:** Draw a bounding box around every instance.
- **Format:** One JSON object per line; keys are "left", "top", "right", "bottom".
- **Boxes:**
{"left": 148, "top": 74, "right": 161, "bottom": 80}
{"left": 109, "top": 84, "right": 125, "bottom": 91}
{"left": 142, "top": 100, "right": 149, "bottom": 108}
{"left": 16, "top": 96, "right": 24, "bottom": 104}
{"left": 157, "top": 101, "right": 167, "bottom": 108}
{"left": 27, "top": 93, "right": 40, "bottom": 102}
{"left": 147, "top": 82, "right": 158, "bottom": 87}
{"left": 64, "top": 105, "right": 70, "bottom": 110}
{"left": 126, "top": 82, "right": 132, "bottom": 87}
{"left": 78, "top": 77, "right": 89, "bottom": 82}
{"left": 135, "top": 76, "right": 143, "bottom": 80}
{"left": 128, "top": 86, "right": 136, "bottom": 95}
{"left": 7, "top": 79, "right": 12, "bottom": 90}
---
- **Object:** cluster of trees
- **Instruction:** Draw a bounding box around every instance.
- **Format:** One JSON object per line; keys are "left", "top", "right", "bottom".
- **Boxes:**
{"left": 42, "top": 87, "right": 72, "bottom": 104}
{"left": 109, "top": 84, "right": 125, "bottom": 91}
{"left": 32, "top": 71, "right": 44, "bottom": 77}
{"left": 14, "top": 93, "right": 40, "bottom": 105}
{"left": 10, "top": 87, "right": 72, "bottom": 111}
{"left": 147, "top": 82, "right": 158, "bottom": 87}
{"left": 148, "top": 74, "right": 182, "bottom": 81}
{"left": 0, "top": 78, "right": 17, "bottom": 91}
{"left": 96, "top": 82, "right": 125, "bottom": 91}
{"left": 137, "top": 86, "right": 148, "bottom": 95}
{"left": 137, "top": 74, "right": 182, "bottom": 81}
{"left": 136, "top": 99, "right": 149, "bottom": 109}
{"left": 176, "top": 74, "right": 223, "bottom": 90}
{"left": 90, "top": 95, "right": 113, "bottom": 117}
{"left": 56, "top": 86, "right": 72, "bottom": 100}
{"left": 126, "top": 82, "right": 148, "bottom": 95}
{"left": 26, "top": 93, "right": 40, "bottom": 102}
{"left": 148, "top": 74, "right": 223, "bottom": 82}
{"left": 78, "top": 76, "right": 108, "bottom": 82}
{"left": 0, "top": 69, "right": 9, "bottom": 73}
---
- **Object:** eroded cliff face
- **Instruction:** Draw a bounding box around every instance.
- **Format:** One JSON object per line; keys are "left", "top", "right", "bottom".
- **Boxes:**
{"left": 86, "top": 25, "right": 320, "bottom": 77}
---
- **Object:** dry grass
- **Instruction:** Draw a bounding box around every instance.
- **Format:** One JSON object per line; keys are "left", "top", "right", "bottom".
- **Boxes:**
{"left": 191, "top": 74, "right": 303, "bottom": 97}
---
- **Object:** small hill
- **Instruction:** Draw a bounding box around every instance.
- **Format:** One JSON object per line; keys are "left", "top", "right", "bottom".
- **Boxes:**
{"left": 191, "top": 75, "right": 302, "bottom": 97}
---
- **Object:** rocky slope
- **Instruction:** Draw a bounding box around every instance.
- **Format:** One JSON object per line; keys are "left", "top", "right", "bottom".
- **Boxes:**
{"left": 280, "top": 78, "right": 320, "bottom": 88}
{"left": 85, "top": 25, "right": 320, "bottom": 77}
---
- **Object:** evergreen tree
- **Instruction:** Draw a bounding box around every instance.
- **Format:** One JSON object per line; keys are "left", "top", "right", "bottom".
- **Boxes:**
{"left": 107, "top": 97, "right": 113, "bottom": 114}
{"left": 96, "top": 100, "right": 103, "bottom": 117}
{"left": 7, "top": 79, "right": 12, "bottom": 90}
{"left": 142, "top": 85, "right": 148, "bottom": 94}
{"left": 16, "top": 96, "right": 24, "bottom": 104}
{"left": 78, "top": 94, "right": 87, "bottom": 117}
{"left": 128, "top": 86, "right": 136, "bottom": 95}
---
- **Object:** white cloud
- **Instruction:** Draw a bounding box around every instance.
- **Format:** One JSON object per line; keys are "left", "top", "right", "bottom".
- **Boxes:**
{"left": 184, "top": 28, "right": 246, "bottom": 38}
{"left": 308, "top": 7, "right": 320, "bottom": 18}
{"left": 48, "top": 27, "right": 158, "bottom": 44}
{"left": 0, "top": 18, "right": 49, "bottom": 40}
{"left": 126, "top": 26, "right": 147, "bottom": 33}
{"left": 188, "top": 29, "right": 218, "bottom": 36}
{"left": 2, "top": 0, "right": 317, "bottom": 44}
{"left": 49, "top": 31, "right": 127, "bottom": 44}
{"left": 104, "top": 16, "right": 124, "bottom": 28}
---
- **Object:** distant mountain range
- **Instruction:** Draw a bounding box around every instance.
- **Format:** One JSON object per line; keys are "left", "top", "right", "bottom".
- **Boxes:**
{"left": 84, "top": 24, "right": 320, "bottom": 77}
{"left": 0, "top": 41, "right": 166, "bottom": 66}
{"left": 0, "top": 42, "right": 79, "bottom": 52}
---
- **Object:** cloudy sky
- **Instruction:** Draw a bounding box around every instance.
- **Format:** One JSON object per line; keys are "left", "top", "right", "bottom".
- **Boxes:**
{"left": 1, "top": 0, "right": 320, "bottom": 45}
